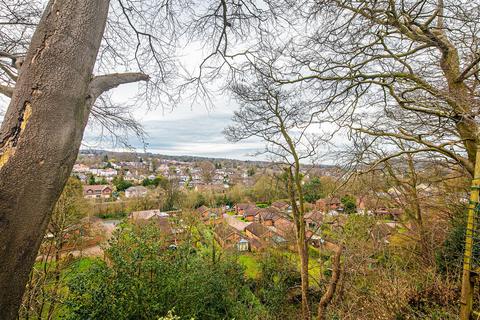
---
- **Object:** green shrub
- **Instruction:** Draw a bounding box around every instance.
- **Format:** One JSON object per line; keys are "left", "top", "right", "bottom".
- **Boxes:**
{"left": 65, "top": 224, "right": 267, "bottom": 320}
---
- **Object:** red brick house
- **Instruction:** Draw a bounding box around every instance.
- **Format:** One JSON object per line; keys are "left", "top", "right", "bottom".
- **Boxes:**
{"left": 305, "top": 210, "right": 324, "bottom": 229}
{"left": 214, "top": 223, "right": 243, "bottom": 249}
{"left": 273, "top": 218, "right": 295, "bottom": 238}
{"left": 196, "top": 206, "right": 223, "bottom": 223}
{"left": 248, "top": 238, "right": 264, "bottom": 252}
{"left": 235, "top": 203, "right": 254, "bottom": 215}
{"left": 243, "top": 206, "right": 260, "bottom": 222}
{"left": 245, "top": 222, "right": 271, "bottom": 241}
{"left": 83, "top": 185, "right": 112, "bottom": 199}
{"left": 242, "top": 222, "right": 289, "bottom": 250}
{"left": 257, "top": 207, "right": 282, "bottom": 226}
{"left": 315, "top": 197, "right": 342, "bottom": 212}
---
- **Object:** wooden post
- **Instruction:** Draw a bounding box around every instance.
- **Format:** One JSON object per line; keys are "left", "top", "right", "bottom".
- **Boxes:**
{"left": 460, "top": 145, "right": 480, "bottom": 320}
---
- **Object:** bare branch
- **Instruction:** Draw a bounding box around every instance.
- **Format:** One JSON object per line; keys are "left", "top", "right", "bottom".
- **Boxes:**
{"left": 88, "top": 72, "right": 149, "bottom": 101}
{"left": 0, "top": 83, "right": 13, "bottom": 98}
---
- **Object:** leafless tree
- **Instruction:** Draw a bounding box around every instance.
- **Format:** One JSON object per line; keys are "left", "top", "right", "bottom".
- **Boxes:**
{"left": 354, "top": 138, "right": 442, "bottom": 260}
{"left": 198, "top": 160, "right": 216, "bottom": 184}
{"left": 317, "top": 243, "right": 342, "bottom": 320}
{"left": 218, "top": 1, "right": 480, "bottom": 318}
{"left": 244, "top": 0, "right": 480, "bottom": 177}
{"left": 224, "top": 69, "right": 326, "bottom": 320}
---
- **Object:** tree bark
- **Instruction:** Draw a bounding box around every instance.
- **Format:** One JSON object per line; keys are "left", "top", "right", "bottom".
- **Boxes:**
{"left": 0, "top": 1, "right": 147, "bottom": 318}
{"left": 286, "top": 167, "right": 311, "bottom": 320}
{"left": 275, "top": 96, "right": 311, "bottom": 320}
{"left": 435, "top": 17, "right": 479, "bottom": 171}
{"left": 317, "top": 244, "right": 342, "bottom": 320}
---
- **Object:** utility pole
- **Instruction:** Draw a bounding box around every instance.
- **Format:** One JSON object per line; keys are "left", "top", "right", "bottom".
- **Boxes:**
{"left": 460, "top": 145, "right": 480, "bottom": 320}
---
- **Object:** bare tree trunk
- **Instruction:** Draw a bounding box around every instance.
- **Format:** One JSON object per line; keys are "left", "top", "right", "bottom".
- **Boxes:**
{"left": 294, "top": 169, "right": 311, "bottom": 320}
{"left": 298, "top": 234, "right": 310, "bottom": 320}
{"left": 436, "top": 11, "right": 479, "bottom": 169}
{"left": 0, "top": 1, "right": 147, "bottom": 317}
{"left": 317, "top": 244, "right": 342, "bottom": 320}
{"left": 405, "top": 153, "right": 431, "bottom": 263}
{"left": 286, "top": 167, "right": 311, "bottom": 320}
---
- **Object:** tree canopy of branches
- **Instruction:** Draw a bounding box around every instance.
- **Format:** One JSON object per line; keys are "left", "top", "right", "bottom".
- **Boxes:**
{"left": 198, "top": 160, "right": 216, "bottom": 184}
{"left": 225, "top": 69, "right": 327, "bottom": 319}
{"left": 238, "top": 0, "right": 480, "bottom": 177}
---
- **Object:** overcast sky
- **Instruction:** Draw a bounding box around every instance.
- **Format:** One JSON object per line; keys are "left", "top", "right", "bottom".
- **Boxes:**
{"left": 81, "top": 82, "right": 342, "bottom": 164}
{"left": 81, "top": 81, "right": 267, "bottom": 161}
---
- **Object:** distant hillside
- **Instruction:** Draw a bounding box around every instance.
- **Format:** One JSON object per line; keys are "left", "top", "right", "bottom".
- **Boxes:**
{"left": 79, "top": 148, "right": 271, "bottom": 165}
{"left": 78, "top": 148, "right": 334, "bottom": 169}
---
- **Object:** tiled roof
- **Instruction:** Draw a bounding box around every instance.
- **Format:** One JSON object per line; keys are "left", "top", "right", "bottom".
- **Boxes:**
{"left": 129, "top": 209, "right": 169, "bottom": 220}
{"left": 236, "top": 203, "right": 253, "bottom": 210}
{"left": 223, "top": 214, "right": 252, "bottom": 231}
{"left": 271, "top": 201, "right": 289, "bottom": 209}
{"left": 214, "top": 223, "right": 239, "bottom": 240}
{"left": 258, "top": 207, "right": 282, "bottom": 221}
{"left": 246, "top": 222, "right": 270, "bottom": 238}
{"left": 244, "top": 206, "right": 260, "bottom": 217}
{"left": 83, "top": 185, "right": 111, "bottom": 192}
{"left": 273, "top": 218, "right": 295, "bottom": 237}
{"left": 305, "top": 210, "right": 323, "bottom": 222}
{"left": 126, "top": 186, "right": 148, "bottom": 192}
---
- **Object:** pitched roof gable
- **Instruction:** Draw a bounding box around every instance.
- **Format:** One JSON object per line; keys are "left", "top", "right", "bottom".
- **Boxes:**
{"left": 246, "top": 222, "right": 270, "bottom": 238}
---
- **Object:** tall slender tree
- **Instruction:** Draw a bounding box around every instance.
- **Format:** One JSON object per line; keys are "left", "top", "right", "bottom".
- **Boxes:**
{"left": 225, "top": 71, "right": 324, "bottom": 320}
